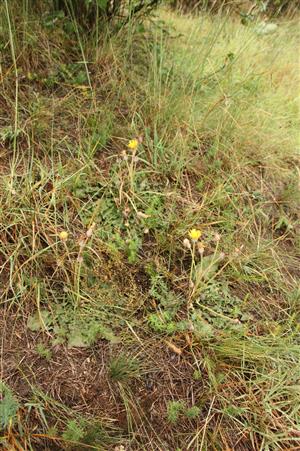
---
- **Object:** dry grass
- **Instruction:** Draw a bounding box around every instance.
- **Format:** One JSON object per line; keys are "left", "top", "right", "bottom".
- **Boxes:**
{"left": 0, "top": 3, "right": 299, "bottom": 450}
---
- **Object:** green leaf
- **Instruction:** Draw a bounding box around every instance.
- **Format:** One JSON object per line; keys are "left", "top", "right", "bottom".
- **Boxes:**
{"left": 97, "top": 0, "right": 108, "bottom": 11}
{"left": 185, "top": 405, "right": 201, "bottom": 419}
{"left": 97, "top": 325, "right": 120, "bottom": 344}
{"left": 192, "top": 312, "right": 214, "bottom": 338}
{"left": 0, "top": 383, "right": 19, "bottom": 429}
{"left": 62, "top": 420, "right": 84, "bottom": 442}
{"left": 167, "top": 400, "right": 185, "bottom": 423}
{"left": 68, "top": 330, "right": 88, "bottom": 348}
{"left": 67, "top": 323, "right": 119, "bottom": 348}
{"left": 194, "top": 253, "right": 224, "bottom": 282}
{"left": 27, "top": 310, "right": 51, "bottom": 331}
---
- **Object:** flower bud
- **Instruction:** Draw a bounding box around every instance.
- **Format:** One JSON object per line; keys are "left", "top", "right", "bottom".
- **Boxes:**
{"left": 86, "top": 222, "right": 96, "bottom": 238}
{"left": 59, "top": 230, "right": 68, "bottom": 241}
{"left": 219, "top": 252, "right": 225, "bottom": 260}
{"left": 197, "top": 241, "right": 205, "bottom": 255}
{"left": 183, "top": 238, "right": 191, "bottom": 250}
{"left": 213, "top": 233, "right": 221, "bottom": 242}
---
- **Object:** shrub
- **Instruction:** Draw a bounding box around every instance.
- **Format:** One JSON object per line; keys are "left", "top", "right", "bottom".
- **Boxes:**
{"left": 46, "top": 0, "right": 162, "bottom": 27}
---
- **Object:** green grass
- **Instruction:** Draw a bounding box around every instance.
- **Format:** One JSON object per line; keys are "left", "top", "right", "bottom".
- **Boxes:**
{"left": 0, "top": 2, "right": 299, "bottom": 450}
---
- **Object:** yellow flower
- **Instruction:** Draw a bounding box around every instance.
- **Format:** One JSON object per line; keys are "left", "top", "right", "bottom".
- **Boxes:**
{"left": 59, "top": 230, "right": 68, "bottom": 241}
{"left": 127, "top": 139, "right": 138, "bottom": 150}
{"left": 188, "top": 228, "right": 202, "bottom": 242}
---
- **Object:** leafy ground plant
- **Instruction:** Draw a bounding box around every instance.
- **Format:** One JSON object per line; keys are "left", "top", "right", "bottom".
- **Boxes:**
{"left": 0, "top": 383, "right": 19, "bottom": 430}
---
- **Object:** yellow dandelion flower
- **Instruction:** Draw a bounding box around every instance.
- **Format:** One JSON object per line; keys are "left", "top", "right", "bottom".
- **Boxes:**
{"left": 188, "top": 228, "right": 202, "bottom": 242}
{"left": 127, "top": 139, "right": 138, "bottom": 150}
{"left": 59, "top": 230, "right": 68, "bottom": 241}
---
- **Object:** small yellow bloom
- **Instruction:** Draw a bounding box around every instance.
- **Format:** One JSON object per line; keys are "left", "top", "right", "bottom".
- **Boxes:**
{"left": 59, "top": 230, "right": 68, "bottom": 241}
{"left": 127, "top": 139, "right": 138, "bottom": 150}
{"left": 189, "top": 228, "right": 202, "bottom": 242}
